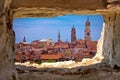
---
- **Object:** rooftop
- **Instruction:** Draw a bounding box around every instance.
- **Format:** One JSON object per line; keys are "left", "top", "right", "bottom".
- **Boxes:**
{"left": 40, "top": 38, "right": 54, "bottom": 42}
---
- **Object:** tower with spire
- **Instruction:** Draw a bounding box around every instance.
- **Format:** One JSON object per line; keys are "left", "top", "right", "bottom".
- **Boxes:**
{"left": 56, "top": 30, "right": 63, "bottom": 45}
{"left": 71, "top": 25, "right": 76, "bottom": 42}
{"left": 23, "top": 36, "right": 26, "bottom": 42}
{"left": 85, "top": 17, "right": 91, "bottom": 43}
{"left": 58, "top": 30, "right": 61, "bottom": 42}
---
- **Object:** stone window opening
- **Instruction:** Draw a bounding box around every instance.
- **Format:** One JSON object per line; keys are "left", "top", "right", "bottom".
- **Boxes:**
{"left": 0, "top": 0, "right": 120, "bottom": 80}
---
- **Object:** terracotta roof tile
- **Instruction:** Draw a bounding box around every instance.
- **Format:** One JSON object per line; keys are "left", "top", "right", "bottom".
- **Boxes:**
{"left": 41, "top": 54, "right": 62, "bottom": 60}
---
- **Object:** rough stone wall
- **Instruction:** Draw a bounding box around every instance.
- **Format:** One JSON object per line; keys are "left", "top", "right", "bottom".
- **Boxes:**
{"left": 12, "top": 0, "right": 107, "bottom": 9}
{"left": 11, "top": 0, "right": 120, "bottom": 68}
{"left": 93, "top": 22, "right": 105, "bottom": 61}
{"left": 94, "top": 12, "right": 120, "bottom": 68}
{"left": 0, "top": 0, "right": 18, "bottom": 80}
{"left": 112, "top": 13, "right": 120, "bottom": 67}
{"left": 0, "top": 1, "right": 120, "bottom": 80}
{"left": 107, "top": 13, "right": 120, "bottom": 67}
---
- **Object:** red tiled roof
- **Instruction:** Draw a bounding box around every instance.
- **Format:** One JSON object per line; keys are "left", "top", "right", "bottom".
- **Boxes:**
{"left": 87, "top": 41, "right": 97, "bottom": 45}
{"left": 77, "top": 39, "right": 85, "bottom": 44}
{"left": 41, "top": 54, "right": 62, "bottom": 60}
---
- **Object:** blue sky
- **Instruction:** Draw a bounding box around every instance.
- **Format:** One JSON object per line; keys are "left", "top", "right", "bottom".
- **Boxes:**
{"left": 13, "top": 14, "right": 104, "bottom": 43}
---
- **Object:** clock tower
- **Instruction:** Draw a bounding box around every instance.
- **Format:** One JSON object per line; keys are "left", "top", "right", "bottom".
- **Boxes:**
{"left": 71, "top": 25, "right": 76, "bottom": 42}
{"left": 85, "top": 17, "right": 91, "bottom": 43}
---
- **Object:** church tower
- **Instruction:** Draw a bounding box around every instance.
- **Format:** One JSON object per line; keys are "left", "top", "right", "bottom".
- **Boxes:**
{"left": 85, "top": 17, "right": 91, "bottom": 42}
{"left": 71, "top": 25, "right": 76, "bottom": 42}
{"left": 58, "top": 30, "right": 61, "bottom": 42}
{"left": 23, "top": 36, "right": 26, "bottom": 42}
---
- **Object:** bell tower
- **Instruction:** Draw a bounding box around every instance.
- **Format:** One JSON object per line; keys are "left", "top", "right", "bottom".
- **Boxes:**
{"left": 71, "top": 25, "right": 76, "bottom": 42}
{"left": 85, "top": 17, "right": 91, "bottom": 42}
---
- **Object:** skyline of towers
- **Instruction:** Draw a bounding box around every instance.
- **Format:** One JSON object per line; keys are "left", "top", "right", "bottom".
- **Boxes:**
{"left": 23, "top": 18, "right": 91, "bottom": 43}
{"left": 71, "top": 18, "right": 91, "bottom": 43}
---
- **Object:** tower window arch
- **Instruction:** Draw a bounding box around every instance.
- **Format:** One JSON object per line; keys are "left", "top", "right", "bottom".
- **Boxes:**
{"left": 87, "top": 32, "right": 90, "bottom": 36}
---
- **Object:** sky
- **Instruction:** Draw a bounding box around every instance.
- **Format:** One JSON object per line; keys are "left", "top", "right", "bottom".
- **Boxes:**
{"left": 13, "top": 14, "right": 104, "bottom": 43}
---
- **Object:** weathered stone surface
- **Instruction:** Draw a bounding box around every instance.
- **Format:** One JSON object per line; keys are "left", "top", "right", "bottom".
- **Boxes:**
{"left": 12, "top": 0, "right": 107, "bottom": 9}
{"left": 93, "top": 22, "right": 105, "bottom": 62}
{"left": 0, "top": 0, "right": 120, "bottom": 80}
{"left": 93, "top": 11, "right": 120, "bottom": 68}
{"left": 13, "top": 7, "right": 106, "bottom": 18}
{"left": 11, "top": 0, "right": 120, "bottom": 18}
{"left": 91, "top": 11, "right": 119, "bottom": 68}
{"left": 16, "top": 64, "right": 120, "bottom": 80}
{"left": 108, "top": 13, "right": 120, "bottom": 67}
{"left": 0, "top": 0, "right": 18, "bottom": 80}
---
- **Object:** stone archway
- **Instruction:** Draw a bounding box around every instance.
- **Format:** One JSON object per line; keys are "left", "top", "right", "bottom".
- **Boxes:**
{"left": 0, "top": 0, "right": 120, "bottom": 80}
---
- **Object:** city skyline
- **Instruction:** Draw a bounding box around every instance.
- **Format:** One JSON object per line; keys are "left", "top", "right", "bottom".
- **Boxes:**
{"left": 13, "top": 14, "right": 104, "bottom": 43}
